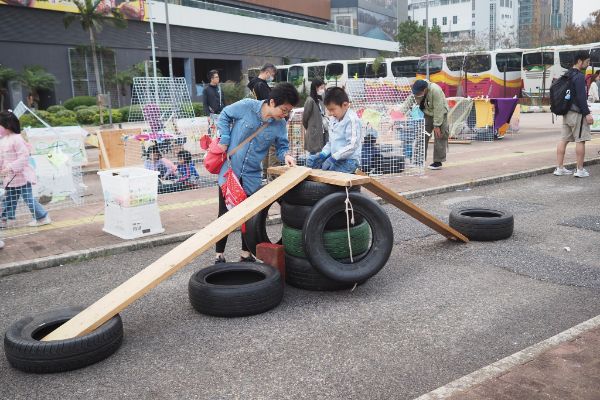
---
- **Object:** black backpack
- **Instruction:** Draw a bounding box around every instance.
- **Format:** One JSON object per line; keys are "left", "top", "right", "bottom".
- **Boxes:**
{"left": 550, "top": 70, "right": 576, "bottom": 115}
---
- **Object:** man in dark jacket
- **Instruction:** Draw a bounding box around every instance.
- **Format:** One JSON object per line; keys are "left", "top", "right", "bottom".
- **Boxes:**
{"left": 247, "top": 63, "right": 276, "bottom": 100}
{"left": 554, "top": 51, "right": 593, "bottom": 178}
{"left": 203, "top": 69, "right": 225, "bottom": 116}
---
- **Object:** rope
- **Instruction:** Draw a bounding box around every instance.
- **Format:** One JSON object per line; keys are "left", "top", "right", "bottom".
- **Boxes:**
{"left": 344, "top": 186, "right": 355, "bottom": 264}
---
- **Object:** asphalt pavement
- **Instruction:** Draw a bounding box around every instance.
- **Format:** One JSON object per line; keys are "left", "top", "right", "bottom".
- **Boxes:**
{"left": 1, "top": 164, "right": 599, "bottom": 399}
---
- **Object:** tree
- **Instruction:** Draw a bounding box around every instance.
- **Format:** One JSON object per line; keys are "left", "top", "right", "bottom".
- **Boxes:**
{"left": 396, "top": 20, "right": 443, "bottom": 56}
{"left": 63, "top": 0, "right": 126, "bottom": 123}
{"left": 562, "top": 9, "right": 600, "bottom": 45}
{"left": 0, "top": 65, "right": 17, "bottom": 111}
{"left": 19, "top": 66, "right": 57, "bottom": 109}
{"left": 110, "top": 62, "right": 163, "bottom": 98}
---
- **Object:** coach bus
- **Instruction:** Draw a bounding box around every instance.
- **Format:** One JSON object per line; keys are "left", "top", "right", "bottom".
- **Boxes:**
{"left": 416, "top": 53, "right": 465, "bottom": 97}
{"left": 462, "top": 49, "right": 523, "bottom": 98}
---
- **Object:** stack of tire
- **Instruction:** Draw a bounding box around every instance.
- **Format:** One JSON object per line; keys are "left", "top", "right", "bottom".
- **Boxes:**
{"left": 280, "top": 181, "right": 394, "bottom": 291}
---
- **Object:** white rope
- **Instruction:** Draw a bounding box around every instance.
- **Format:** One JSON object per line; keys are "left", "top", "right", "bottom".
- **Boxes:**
{"left": 344, "top": 186, "right": 355, "bottom": 263}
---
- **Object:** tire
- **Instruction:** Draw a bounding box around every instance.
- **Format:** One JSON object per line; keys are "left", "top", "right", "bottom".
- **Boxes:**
{"left": 282, "top": 222, "right": 371, "bottom": 259}
{"left": 280, "top": 201, "right": 364, "bottom": 230}
{"left": 303, "top": 192, "right": 393, "bottom": 283}
{"left": 244, "top": 201, "right": 282, "bottom": 256}
{"left": 282, "top": 180, "right": 361, "bottom": 206}
{"left": 188, "top": 263, "right": 283, "bottom": 317}
{"left": 4, "top": 307, "right": 123, "bottom": 373}
{"left": 449, "top": 208, "right": 514, "bottom": 241}
{"left": 285, "top": 254, "right": 362, "bottom": 291}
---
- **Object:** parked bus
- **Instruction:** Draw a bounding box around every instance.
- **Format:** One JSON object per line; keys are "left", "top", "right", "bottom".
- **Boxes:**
{"left": 323, "top": 59, "right": 372, "bottom": 87}
{"left": 521, "top": 45, "right": 576, "bottom": 97}
{"left": 461, "top": 49, "right": 523, "bottom": 98}
{"left": 388, "top": 56, "right": 420, "bottom": 83}
{"left": 286, "top": 61, "right": 328, "bottom": 91}
{"left": 416, "top": 53, "right": 465, "bottom": 97}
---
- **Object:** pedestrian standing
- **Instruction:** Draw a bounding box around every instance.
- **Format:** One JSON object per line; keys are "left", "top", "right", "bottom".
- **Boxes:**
{"left": 587, "top": 73, "right": 600, "bottom": 103}
{"left": 203, "top": 69, "right": 225, "bottom": 116}
{"left": 302, "top": 79, "right": 328, "bottom": 155}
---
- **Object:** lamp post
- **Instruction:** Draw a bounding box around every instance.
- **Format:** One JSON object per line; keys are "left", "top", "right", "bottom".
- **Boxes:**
{"left": 425, "top": 0, "right": 430, "bottom": 80}
{"left": 165, "top": 0, "right": 173, "bottom": 77}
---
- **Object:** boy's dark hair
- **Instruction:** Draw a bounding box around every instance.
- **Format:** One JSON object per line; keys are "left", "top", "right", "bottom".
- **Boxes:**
{"left": 0, "top": 111, "right": 21, "bottom": 134}
{"left": 269, "top": 82, "right": 300, "bottom": 107}
{"left": 207, "top": 69, "right": 219, "bottom": 80}
{"left": 323, "top": 87, "right": 349, "bottom": 106}
{"left": 177, "top": 150, "right": 192, "bottom": 164}
{"left": 261, "top": 63, "right": 276, "bottom": 73}
{"left": 573, "top": 50, "right": 590, "bottom": 65}
{"left": 147, "top": 145, "right": 162, "bottom": 159}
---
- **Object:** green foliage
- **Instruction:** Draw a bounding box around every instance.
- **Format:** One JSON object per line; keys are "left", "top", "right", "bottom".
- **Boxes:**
{"left": 108, "top": 109, "right": 123, "bottom": 123}
{"left": 396, "top": 20, "right": 443, "bottom": 56}
{"left": 19, "top": 114, "right": 44, "bottom": 128}
{"left": 372, "top": 55, "right": 385, "bottom": 75}
{"left": 222, "top": 82, "right": 246, "bottom": 105}
{"left": 76, "top": 108, "right": 97, "bottom": 125}
{"left": 0, "top": 65, "right": 18, "bottom": 110}
{"left": 73, "top": 105, "right": 90, "bottom": 112}
{"left": 192, "top": 102, "right": 204, "bottom": 117}
{"left": 87, "top": 105, "right": 100, "bottom": 113}
{"left": 47, "top": 105, "right": 66, "bottom": 113}
{"left": 49, "top": 113, "right": 78, "bottom": 126}
{"left": 118, "top": 105, "right": 141, "bottom": 122}
{"left": 55, "top": 109, "right": 77, "bottom": 119}
{"left": 64, "top": 96, "right": 96, "bottom": 110}
{"left": 36, "top": 110, "right": 51, "bottom": 121}
{"left": 19, "top": 66, "right": 58, "bottom": 105}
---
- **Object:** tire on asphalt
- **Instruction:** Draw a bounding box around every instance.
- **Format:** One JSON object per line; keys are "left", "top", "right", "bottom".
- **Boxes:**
{"left": 282, "top": 222, "right": 371, "bottom": 259}
{"left": 244, "top": 201, "right": 282, "bottom": 255}
{"left": 282, "top": 180, "right": 360, "bottom": 206}
{"left": 285, "top": 253, "right": 368, "bottom": 291}
{"left": 188, "top": 263, "right": 283, "bottom": 317}
{"left": 303, "top": 192, "right": 393, "bottom": 283}
{"left": 449, "top": 208, "right": 514, "bottom": 241}
{"left": 280, "top": 201, "right": 364, "bottom": 230}
{"left": 3, "top": 306, "right": 123, "bottom": 373}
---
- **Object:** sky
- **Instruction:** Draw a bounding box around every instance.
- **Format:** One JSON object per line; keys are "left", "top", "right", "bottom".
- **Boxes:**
{"left": 572, "top": 0, "right": 596, "bottom": 25}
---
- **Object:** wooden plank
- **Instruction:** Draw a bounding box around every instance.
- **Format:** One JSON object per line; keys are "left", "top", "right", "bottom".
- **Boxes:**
{"left": 96, "top": 131, "right": 112, "bottom": 170}
{"left": 43, "top": 167, "right": 312, "bottom": 341}
{"left": 268, "top": 166, "right": 371, "bottom": 187}
{"left": 98, "top": 129, "right": 133, "bottom": 169}
{"left": 358, "top": 172, "right": 469, "bottom": 243}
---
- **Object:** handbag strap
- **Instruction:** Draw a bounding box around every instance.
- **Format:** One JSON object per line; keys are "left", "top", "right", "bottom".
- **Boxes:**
{"left": 227, "top": 123, "right": 268, "bottom": 157}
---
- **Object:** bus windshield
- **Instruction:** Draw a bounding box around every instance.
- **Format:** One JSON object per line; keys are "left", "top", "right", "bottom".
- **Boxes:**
{"left": 391, "top": 60, "right": 419, "bottom": 77}
{"left": 464, "top": 54, "right": 491, "bottom": 73}
{"left": 416, "top": 57, "right": 442, "bottom": 74}
{"left": 522, "top": 52, "right": 554, "bottom": 71}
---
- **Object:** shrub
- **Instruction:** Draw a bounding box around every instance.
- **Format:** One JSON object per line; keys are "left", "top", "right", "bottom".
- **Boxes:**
{"left": 63, "top": 96, "right": 96, "bottom": 110}
{"left": 108, "top": 109, "right": 123, "bottom": 123}
{"left": 49, "top": 114, "right": 78, "bottom": 127}
{"left": 19, "top": 114, "right": 44, "bottom": 128}
{"left": 192, "top": 102, "right": 204, "bottom": 117}
{"left": 119, "top": 105, "right": 141, "bottom": 122}
{"left": 36, "top": 110, "right": 51, "bottom": 122}
{"left": 73, "top": 105, "right": 89, "bottom": 112}
{"left": 87, "top": 105, "right": 100, "bottom": 113}
{"left": 76, "top": 108, "right": 97, "bottom": 125}
{"left": 47, "top": 105, "right": 66, "bottom": 113}
{"left": 55, "top": 109, "right": 77, "bottom": 119}
{"left": 222, "top": 81, "right": 246, "bottom": 105}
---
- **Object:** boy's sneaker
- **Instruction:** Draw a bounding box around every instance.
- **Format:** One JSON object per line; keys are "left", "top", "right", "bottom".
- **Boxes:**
{"left": 553, "top": 166, "right": 573, "bottom": 176}
{"left": 573, "top": 168, "right": 590, "bottom": 178}
{"left": 428, "top": 162, "right": 443, "bottom": 170}
{"left": 27, "top": 215, "right": 52, "bottom": 227}
{"left": 0, "top": 240, "right": 4, "bottom": 249}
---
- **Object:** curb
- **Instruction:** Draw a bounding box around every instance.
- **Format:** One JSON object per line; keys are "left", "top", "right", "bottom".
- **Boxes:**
{"left": 414, "top": 314, "right": 600, "bottom": 399}
{"left": 1, "top": 157, "right": 599, "bottom": 278}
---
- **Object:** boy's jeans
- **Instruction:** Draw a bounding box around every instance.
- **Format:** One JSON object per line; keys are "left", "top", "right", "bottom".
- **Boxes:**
{"left": 1, "top": 183, "right": 48, "bottom": 221}
{"left": 307, "top": 155, "right": 358, "bottom": 174}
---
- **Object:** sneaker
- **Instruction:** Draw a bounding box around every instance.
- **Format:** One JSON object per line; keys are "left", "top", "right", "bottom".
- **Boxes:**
{"left": 0, "top": 219, "right": 15, "bottom": 229}
{"left": 239, "top": 254, "right": 256, "bottom": 263}
{"left": 0, "top": 240, "right": 4, "bottom": 249}
{"left": 27, "top": 216, "right": 52, "bottom": 227}
{"left": 553, "top": 166, "right": 573, "bottom": 176}
{"left": 428, "top": 162, "right": 443, "bottom": 170}
{"left": 214, "top": 254, "right": 226, "bottom": 264}
{"left": 573, "top": 168, "right": 590, "bottom": 178}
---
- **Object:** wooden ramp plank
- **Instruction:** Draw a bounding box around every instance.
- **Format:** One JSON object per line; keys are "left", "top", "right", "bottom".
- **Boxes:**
{"left": 268, "top": 166, "right": 371, "bottom": 187}
{"left": 43, "top": 167, "right": 312, "bottom": 341}
{"left": 358, "top": 172, "right": 469, "bottom": 243}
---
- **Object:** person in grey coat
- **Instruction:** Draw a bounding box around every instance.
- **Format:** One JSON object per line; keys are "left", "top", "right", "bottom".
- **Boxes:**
{"left": 302, "top": 79, "right": 328, "bottom": 154}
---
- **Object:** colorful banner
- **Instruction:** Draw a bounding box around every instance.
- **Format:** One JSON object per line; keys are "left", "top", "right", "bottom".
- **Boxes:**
{"left": 0, "top": 0, "right": 148, "bottom": 21}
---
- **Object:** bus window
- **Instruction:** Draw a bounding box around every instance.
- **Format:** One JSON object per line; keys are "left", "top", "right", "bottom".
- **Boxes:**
{"left": 464, "top": 54, "right": 491, "bottom": 73}
{"left": 591, "top": 48, "right": 600, "bottom": 72}
{"left": 496, "top": 52, "right": 522, "bottom": 72}
{"left": 417, "top": 57, "right": 442, "bottom": 74}
{"left": 391, "top": 60, "right": 419, "bottom": 77}
{"left": 559, "top": 50, "right": 580, "bottom": 69}
{"left": 348, "top": 62, "right": 367, "bottom": 78}
{"left": 365, "top": 62, "right": 387, "bottom": 78}
{"left": 307, "top": 66, "right": 325, "bottom": 80}
{"left": 288, "top": 66, "right": 304, "bottom": 86}
{"left": 276, "top": 68, "right": 288, "bottom": 82}
{"left": 326, "top": 63, "right": 344, "bottom": 80}
{"left": 522, "top": 52, "right": 554, "bottom": 71}
{"left": 446, "top": 56, "right": 464, "bottom": 72}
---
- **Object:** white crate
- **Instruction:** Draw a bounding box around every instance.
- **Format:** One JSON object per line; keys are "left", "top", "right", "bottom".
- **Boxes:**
{"left": 102, "top": 203, "right": 164, "bottom": 240}
{"left": 98, "top": 167, "right": 159, "bottom": 208}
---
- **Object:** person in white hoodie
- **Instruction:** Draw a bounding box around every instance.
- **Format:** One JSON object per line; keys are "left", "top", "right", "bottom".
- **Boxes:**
{"left": 588, "top": 73, "right": 600, "bottom": 103}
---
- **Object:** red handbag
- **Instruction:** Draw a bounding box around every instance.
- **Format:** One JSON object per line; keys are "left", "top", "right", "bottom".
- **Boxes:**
{"left": 203, "top": 124, "right": 268, "bottom": 175}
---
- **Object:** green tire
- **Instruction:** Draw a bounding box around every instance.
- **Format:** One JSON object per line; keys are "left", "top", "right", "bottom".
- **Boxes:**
{"left": 282, "top": 222, "right": 371, "bottom": 259}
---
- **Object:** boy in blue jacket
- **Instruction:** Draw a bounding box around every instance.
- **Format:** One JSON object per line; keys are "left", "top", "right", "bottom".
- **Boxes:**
{"left": 307, "top": 87, "right": 362, "bottom": 173}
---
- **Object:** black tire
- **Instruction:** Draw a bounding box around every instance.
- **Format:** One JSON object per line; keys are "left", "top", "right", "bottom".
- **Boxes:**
{"left": 449, "top": 208, "right": 514, "bottom": 241}
{"left": 283, "top": 180, "right": 361, "bottom": 206}
{"left": 280, "top": 201, "right": 364, "bottom": 230}
{"left": 188, "top": 263, "right": 283, "bottom": 317}
{"left": 282, "top": 222, "right": 371, "bottom": 259}
{"left": 285, "top": 254, "right": 361, "bottom": 291}
{"left": 303, "top": 192, "right": 393, "bottom": 283}
{"left": 4, "top": 307, "right": 123, "bottom": 373}
{"left": 244, "top": 201, "right": 282, "bottom": 256}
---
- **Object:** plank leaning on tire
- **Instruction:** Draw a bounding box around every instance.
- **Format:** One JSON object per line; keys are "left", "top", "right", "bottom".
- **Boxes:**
{"left": 302, "top": 192, "right": 393, "bottom": 283}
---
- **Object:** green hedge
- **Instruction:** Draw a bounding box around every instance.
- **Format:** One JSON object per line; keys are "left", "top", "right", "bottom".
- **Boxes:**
{"left": 63, "top": 96, "right": 96, "bottom": 110}
{"left": 47, "top": 105, "right": 66, "bottom": 113}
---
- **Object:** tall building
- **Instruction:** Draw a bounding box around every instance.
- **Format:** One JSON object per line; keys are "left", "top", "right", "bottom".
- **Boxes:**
{"left": 518, "top": 0, "right": 573, "bottom": 48}
{"left": 407, "top": 0, "right": 519, "bottom": 51}
{"left": 0, "top": 0, "right": 397, "bottom": 108}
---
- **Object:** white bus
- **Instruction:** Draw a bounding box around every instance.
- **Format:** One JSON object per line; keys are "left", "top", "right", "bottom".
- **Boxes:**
{"left": 462, "top": 49, "right": 523, "bottom": 98}
{"left": 388, "top": 56, "right": 420, "bottom": 82}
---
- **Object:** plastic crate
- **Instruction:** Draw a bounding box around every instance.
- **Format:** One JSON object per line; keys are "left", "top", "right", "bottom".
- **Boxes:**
{"left": 102, "top": 203, "right": 164, "bottom": 240}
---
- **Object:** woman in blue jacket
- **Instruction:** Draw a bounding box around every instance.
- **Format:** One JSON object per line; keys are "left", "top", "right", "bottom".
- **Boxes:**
{"left": 214, "top": 82, "right": 298, "bottom": 263}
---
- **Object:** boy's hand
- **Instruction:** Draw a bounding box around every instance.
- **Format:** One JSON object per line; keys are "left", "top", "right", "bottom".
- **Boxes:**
{"left": 284, "top": 154, "right": 296, "bottom": 167}
{"left": 321, "top": 156, "right": 336, "bottom": 171}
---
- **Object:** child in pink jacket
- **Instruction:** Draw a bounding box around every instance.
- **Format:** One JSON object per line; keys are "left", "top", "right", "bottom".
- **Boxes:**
{"left": 0, "top": 111, "right": 50, "bottom": 228}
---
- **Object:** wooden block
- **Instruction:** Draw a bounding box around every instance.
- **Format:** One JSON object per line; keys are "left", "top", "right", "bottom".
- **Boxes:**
{"left": 99, "top": 128, "right": 141, "bottom": 170}
{"left": 255, "top": 243, "right": 286, "bottom": 280}
{"left": 268, "top": 166, "right": 371, "bottom": 187}
{"left": 43, "top": 166, "right": 312, "bottom": 341}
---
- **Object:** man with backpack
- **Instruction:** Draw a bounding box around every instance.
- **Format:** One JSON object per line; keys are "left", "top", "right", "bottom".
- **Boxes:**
{"left": 553, "top": 50, "right": 593, "bottom": 178}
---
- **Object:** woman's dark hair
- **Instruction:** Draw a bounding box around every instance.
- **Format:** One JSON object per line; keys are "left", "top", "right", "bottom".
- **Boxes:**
{"left": 310, "top": 79, "right": 325, "bottom": 103}
{"left": 323, "top": 87, "right": 349, "bottom": 106}
{"left": 269, "top": 82, "right": 300, "bottom": 107}
{"left": 177, "top": 149, "right": 192, "bottom": 164}
{"left": 0, "top": 111, "right": 21, "bottom": 134}
{"left": 147, "top": 145, "right": 162, "bottom": 159}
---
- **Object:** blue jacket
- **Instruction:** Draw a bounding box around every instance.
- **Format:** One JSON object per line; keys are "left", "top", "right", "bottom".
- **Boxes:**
{"left": 217, "top": 99, "right": 289, "bottom": 194}
{"left": 322, "top": 108, "right": 362, "bottom": 162}
{"left": 568, "top": 68, "right": 591, "bottom": 116}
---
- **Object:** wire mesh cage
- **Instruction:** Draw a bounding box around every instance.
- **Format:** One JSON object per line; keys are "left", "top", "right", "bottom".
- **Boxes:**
{"left": 125, "top": 77, "right": 217, "bottom": 193}
{"left": 345, "top": 78, "right": 426, "bottom": 177}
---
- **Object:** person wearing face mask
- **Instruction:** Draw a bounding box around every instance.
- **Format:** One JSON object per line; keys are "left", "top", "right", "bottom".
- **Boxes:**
{"left": 302, "top": 79, "right": 329, "bottom": 155}
{"left": 247, "top": 63, "right": 276, "bottom": 101}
